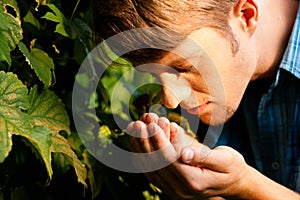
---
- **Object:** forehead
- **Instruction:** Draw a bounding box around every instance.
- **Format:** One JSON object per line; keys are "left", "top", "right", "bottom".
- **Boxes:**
{"left": 136, "top": 51, "right": 212, "bottom": 77}
{"left": 131, "top": 28, "right": 222, "bottom": 77}
{"left": 160, "top": 35, "right": 204, "bottom": 59}
{"left": 140, "top": 37, "right": 211, "bottom": 70}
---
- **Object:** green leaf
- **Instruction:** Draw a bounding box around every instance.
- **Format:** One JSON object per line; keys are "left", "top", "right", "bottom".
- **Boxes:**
{"left": 1, "top": 0, "right": 20, "bottom": 11}
{"left": 18, "top": 42, "right": 54, "bottom": 88}
{"left": 25, "top": 85, "right": 73, "bottom": 178}
{"left": 0, "top": 72, "right": 53, "bottom": 178}
{"left": 0, "top": 105, "right": 33, "bottom": 163}
{"left": 0, "top": 71, "right": 30, "bottom": 162}
{"left": 42, "top": 4, "right": 73, "bottom": 37}
{"left": 0, "top": 32, "right": 11, "bottom": 65}
{"left": 23, "top": 11, "right": 40, "bottom": 29}
{"left": 27, "top": 86, "right": 71, "bottom": 135}
{"left": 51, "top": 133, "right": 87, "bottom": 187}
{"left": 71, "top": 17, "right": 92, "bottom": 41}
{"left": 20, "top": 126, "right": 52, "bottom": 178}
{"left": 82, "top": 150, "right": 105, "bottom": 199}
{"left": 0, "top": 1, "right": 23, "bottom": 65}
{"left": 0, "top": 71, "right": 29, "bottom": 110}
{"left": 0, "top": 116, "right": 13, "bottom": 163}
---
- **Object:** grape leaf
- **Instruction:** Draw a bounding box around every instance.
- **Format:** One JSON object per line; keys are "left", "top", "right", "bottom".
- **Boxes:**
{"left": 26, "top": 85, "right": 86, "bottom": 186}
{"left": 0, "top": 32, "right": 11, "bottom": 65}
{"left": 0, "top": 105, "right": 32, "bottom": 163}
{"left": 0, "top": 1, "right": 23, "bottom": 65}
{"left": 18, "top": 42, "right": 54, "bottom": 88}
{"left": 82, "top": 150, "right": 105, "bottom": 199}
{"left": 1, "top": 0, "right": 19, "bottom": 11}
{"left": 0, "top": 71, "right": 30, "bottom": 162}
{"left": 0, "top": 72, "right": 53, "bottom": 177}
{"left": 51, "top": 133, "right": 87, "bottom": 187}
{"left": 23, "top": 11, "right": 40, "bottom": 29}
{"left": 72, "top": 17, "right": 92, "bottom": 39}
{"left": 20, "top": 126, "right": 52, "bottom": 178}
{"left": 27, "top": 86, "right": 70, "bottom": 135}
{"left": 0, "top": 71, "right": 29, "bottom": 110}
{"left": 42, "top": 4, "right": 73, "bottom": 37}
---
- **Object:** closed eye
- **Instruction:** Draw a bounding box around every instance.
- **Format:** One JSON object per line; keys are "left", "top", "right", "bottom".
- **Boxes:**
{"left": 169, "top": 65, "right": 198, "bottom": 75}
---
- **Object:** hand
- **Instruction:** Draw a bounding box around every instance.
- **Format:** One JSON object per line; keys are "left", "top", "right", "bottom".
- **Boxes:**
{"left": 127, "top": 113, "right": 250, "bottom": 199}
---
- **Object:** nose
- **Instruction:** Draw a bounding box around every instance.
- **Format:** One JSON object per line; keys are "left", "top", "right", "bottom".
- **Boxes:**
{"left": 159, "top": 72, "right": 192, "bottom": 109}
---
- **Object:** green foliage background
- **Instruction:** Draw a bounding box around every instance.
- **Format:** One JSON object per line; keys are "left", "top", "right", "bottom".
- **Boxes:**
{"left": 0, "top": 0, "right": 194, "bottom": 199}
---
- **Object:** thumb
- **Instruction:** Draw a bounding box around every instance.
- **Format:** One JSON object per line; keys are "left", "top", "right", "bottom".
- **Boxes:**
{"left": 181, "top": 145, "right": 237, "bottom": 172}
{"left": 180, "top": 145, "right": 211, "bottom": 167}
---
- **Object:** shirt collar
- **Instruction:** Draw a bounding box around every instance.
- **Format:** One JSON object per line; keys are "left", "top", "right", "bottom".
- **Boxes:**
{"left": 278, "top": 4, "right": 300, "bottom": 81}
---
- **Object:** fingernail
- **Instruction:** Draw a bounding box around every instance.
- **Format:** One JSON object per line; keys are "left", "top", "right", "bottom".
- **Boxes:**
{"left": 146, "top": 114, "right": 151, "bottom": 124}
{"left": 133, "top": 123, "right": 140, "bottom": 131}
{"left": 181, "top": 148, "right": 194, "bottom": 163}
{"left": 158, "top": 119, "right": 166, "bottom": 130}
{"left": 170, "top": 122, "right": 179, "bottom": 133}
{"left": 148, "top": 123, "right": 155, "bottom": 134}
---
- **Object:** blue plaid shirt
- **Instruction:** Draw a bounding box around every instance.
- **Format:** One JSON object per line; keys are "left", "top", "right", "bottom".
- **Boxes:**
{"left": 216, "top": 4, "right": 300, "bottom": 193}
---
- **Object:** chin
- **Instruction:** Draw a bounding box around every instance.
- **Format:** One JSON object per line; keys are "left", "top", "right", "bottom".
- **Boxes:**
{"left": 199, "top": 115, "right": 227, "bottom": 126}
{"left": 198, "top": 106, "right": 235, "bottom": 126}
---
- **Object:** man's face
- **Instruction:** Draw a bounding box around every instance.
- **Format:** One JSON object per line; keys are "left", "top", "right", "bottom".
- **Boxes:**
{"left": 138, "top": 27, "right": 256, "bottom": 125}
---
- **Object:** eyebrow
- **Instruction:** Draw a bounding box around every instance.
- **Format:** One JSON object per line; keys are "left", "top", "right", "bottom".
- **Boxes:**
{"left": 167, "top": 57, "right": 199, "bottom": 74}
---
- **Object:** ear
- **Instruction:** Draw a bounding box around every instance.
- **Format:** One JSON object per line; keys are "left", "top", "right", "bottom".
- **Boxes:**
{"left": 233, "top": 0, "right": 258, "bottom": 35}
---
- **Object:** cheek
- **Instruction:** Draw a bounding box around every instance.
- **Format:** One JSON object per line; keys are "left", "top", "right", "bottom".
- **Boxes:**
{"left": 212, "top": 57, "right": 254, "bottom": 116}
{"left": 183, "top": 73, "right": 210, "bottom": 94}
{"left": 217, "top": 73, "right": 250, "bottom": 122}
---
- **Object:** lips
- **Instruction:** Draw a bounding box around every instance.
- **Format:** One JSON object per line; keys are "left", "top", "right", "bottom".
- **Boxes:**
{"left": 186, "top": 103, "right": 209, "bottom": 115}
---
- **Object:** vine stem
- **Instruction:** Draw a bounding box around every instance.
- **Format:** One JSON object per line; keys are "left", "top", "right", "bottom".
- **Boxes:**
{"left": 70, "top": 0, "right": 80, "bottom": 20}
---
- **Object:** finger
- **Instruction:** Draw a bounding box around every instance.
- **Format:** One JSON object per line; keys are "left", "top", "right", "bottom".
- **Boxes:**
{"left": 170, "top": 122, "right": 179, "bottom": 142}
{"left": 148, "top": 123, "right": 171, "bottom": 150}
{"left": 126, "top": 121, "right": 135, "bottom": 135}
{"left": 146, "top": 123, "right": 180, "bottom": 165}
{"left": 181, "top": 145, "right": 238, "bottom": 172}
{"left": 147, "top": 162, "right": 206, "bottom": 200}
{"left": 127, "top": 122, "right": 142, "bottom": 153}
{"left": 140, "top": 113, "right": 159, "bottom": 124}
{"left": 157, "top": 117, "right": 170, "bottom": 140}
{"left": 180, "top": 146, "right": 211, "bottom": 167}
{"left": 131, "top": 121, "right": 155, "bottom": 152}
{"left": 127, "top": 121, "right": 147, "bottom": 138}
{"left": 170, "top": 122, "right": 197, "bottom": 152}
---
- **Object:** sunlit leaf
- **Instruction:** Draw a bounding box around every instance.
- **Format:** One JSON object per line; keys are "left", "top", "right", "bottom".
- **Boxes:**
{"left": 27, "top": 86, "right": 71, "bottom": 135}
{"left": 0, "top": 1, "right": 23, "bottom": 65}
{"left": 82, "top": 150, "right": 105, "bottom": 199}
{"left": 0, "top": 71, "right": 29, "bottom": 110}
{"left": 1, "top": 0, "right": 19, "bottom": 11}
{"left": 23, "top": 11, "right": 40, "bottom": 29}
{"left": 0, "top": 32, "right": 11, "bottom": 65}
{"left": 0, "top": 124, "right": 12, "bottom": 163}
{"left": 0, "top": 107, "right": 30, "bottom": 163}
{"left": 21, "top": 126, "right": 52, "bottom": 178}
{"left": 42, "top": 4, "right": 73, "bottom": 37}
{"left": 0, "top": 71, "right": 30, "bottom": 162}
{"left": 19, "top": 42, "right": 54, "bottom": 88}
{"left": 0, "top": 72, "right": 53, "bottom": 178}
{"left": 51, "top": 133, "right": 87, "bottom": 187}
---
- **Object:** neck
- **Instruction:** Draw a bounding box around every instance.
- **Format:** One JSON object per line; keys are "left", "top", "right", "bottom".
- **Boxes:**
{"left": 254, "top": 0, "right": 299, "bottom": 80}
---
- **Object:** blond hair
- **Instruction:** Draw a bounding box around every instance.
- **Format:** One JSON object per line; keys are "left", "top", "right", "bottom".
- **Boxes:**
{"left": 94, "top": 0, "right": 239, "bottom": 65}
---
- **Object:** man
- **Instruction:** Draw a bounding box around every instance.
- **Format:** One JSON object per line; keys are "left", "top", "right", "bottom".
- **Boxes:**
{"left": 94, "top": 0, "right": 300, "bottom": 199}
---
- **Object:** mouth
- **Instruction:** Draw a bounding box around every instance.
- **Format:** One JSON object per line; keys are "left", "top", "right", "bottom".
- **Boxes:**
{"left": 186, "top": 103, "right": 210, "bottom": 115}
